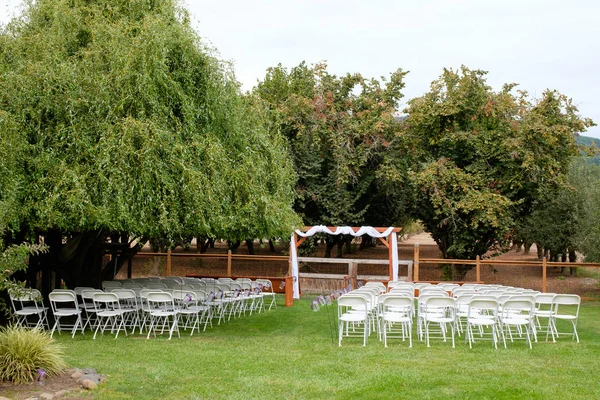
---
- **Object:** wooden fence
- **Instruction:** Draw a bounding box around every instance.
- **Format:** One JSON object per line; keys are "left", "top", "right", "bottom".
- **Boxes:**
{"left": 412, "top": 243, "right": 600, "bottom": 292}
{"left": 129, "top": 244, "right": 600, "bottom": 305}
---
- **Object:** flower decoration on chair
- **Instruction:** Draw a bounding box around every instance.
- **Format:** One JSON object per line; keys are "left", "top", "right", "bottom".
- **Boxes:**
{"left": 310, "top": 299, "right": 320, "bottom": 312}
{"left": 37, "top": 369, "right": 46, "bottom": 384}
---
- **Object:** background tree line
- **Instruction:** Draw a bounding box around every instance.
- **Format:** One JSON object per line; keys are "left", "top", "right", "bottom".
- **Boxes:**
{"left": 1, "top": 0, "right": 597, "bottom": 289}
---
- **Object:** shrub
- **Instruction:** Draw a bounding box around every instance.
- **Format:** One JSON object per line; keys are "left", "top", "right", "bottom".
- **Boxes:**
{"left": 0, "top": 326, "right": 67, "bottom": 384}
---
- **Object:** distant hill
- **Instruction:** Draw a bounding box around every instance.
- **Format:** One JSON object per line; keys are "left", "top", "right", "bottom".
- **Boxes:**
{"left": 577, "top": 135, "right": 600, "bottom": 147}
{"left": 576, "top": 134, "right": 600, "bottom": 165}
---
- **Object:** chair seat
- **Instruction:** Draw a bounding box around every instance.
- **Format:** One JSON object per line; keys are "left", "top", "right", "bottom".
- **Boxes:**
{"left": 15, "top": 310, "right": 43, "bottom": 316}
{"left": 54, "top": 309, "right": 81, "bottom": 316}
{"left": 555, "top": 314, "right": 577, "bottom": 320}
{"left": 501, "top": 316, "right": 530, "bottom": 325}
{"left": 340, "top": 313, "right": 367, "bottom": 323}
{"left": 468, "top": 317, "right": 496, "bottom": 325}
{"left": 97, "top": 310, "right": 123, "bottom": 318}
{"left": 150, "top": 310, "right": 179, "bottom": 317}
{"left": 427, "top": 316, "right": 453, "bottom": 324}
{"left": 383, "top": 314, "right": 411, "bottom": 323}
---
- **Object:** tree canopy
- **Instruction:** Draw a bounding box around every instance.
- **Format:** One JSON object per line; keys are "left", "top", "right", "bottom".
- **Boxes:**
{"left": 0, "top": 0, "right": 299, "bottom": 242}
{"left": 0, "top": 0, "right": 299, "bottom": 288}
{"left": 255, "top": 62, "right": 412, "bottom": 230}
{"left": 403, "top": 67, "right": 593, "bottom": 276}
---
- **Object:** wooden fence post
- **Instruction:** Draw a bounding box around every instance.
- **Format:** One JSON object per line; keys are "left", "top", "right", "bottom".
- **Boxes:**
{"left": 166, "top": 249, "right": 172, "bottom": 277}
{"left": 349, "top": 261, "right": 358, "bottom": 289}
{"left": 284, "top": 276, "right": 293, "bottom": 306}
{"left": 414, "top": 244, "right": 420, "bottom": 282}
{"left": 227, "top": 250, "right": 232, "bottom": 277}
{"left": 542, "top": 257, "right": 547, "bottom": 293}
{"left": 476, "top": 255, "right": 481, "bottom": 282}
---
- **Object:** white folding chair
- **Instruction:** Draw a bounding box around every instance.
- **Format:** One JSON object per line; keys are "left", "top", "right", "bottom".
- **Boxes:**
{"left": 534, "top": 293, "right": 556, "bottom": 340}
{"left": 92, "top": 293, "right": 127, "bottom": 339}
{"left": 465, "top": 299, "right": 499, "bottom": 349}
{"left": 379, "top": 295, "right": 413, "bottom": 348}
{"left": 338, "top": 294, "right": 370, "bottom": 346}
{"left": 499, "top": 299, "right": 535, "bottom": 349}
{"left": 102, "top": 281, "right": 122, "bottom": 290}
{"left": 8, "top": 288, "right": 48, "bottom": 330}
{"left": 146, "top": 292, "right": 180, "bottom": 340}
{"left": 423, "top": 297, "right": 456, "bottom": 348}
{"left": 111, "top": 288, "right": 140, "bottom": 333}
{"left": 548, "top": 294, "right": 580, "bottom": 343}
{"left": 257, "top": 279, "right": 277, "bottom": 310}
{"left": 49, "top": 291, "right": 84, "bottom": 338}
{"left": 80, "top": 289, "right": 104, "bottom": 331}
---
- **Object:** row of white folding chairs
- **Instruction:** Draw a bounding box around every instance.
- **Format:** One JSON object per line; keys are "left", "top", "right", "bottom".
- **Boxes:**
{"left": 49, "top": 288, "right": 220, "bottom": 339}
{"left": 106, "top": 278, "right": 277, "bottom": 311}
{"left": 337, "top": 288, "right": 580, "bottom": 348}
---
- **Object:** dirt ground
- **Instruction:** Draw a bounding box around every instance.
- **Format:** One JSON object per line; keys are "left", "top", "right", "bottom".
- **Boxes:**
{"left": 117, "top": 233, "right": 600, "bottom": 297}
{"left": 0, "top": 371, "right": 87, "bottom": 400}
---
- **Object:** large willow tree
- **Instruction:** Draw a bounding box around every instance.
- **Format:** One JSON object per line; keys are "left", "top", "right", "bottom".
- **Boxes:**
{"left": 0, "top": 0, "right": 299, "bottom": 289}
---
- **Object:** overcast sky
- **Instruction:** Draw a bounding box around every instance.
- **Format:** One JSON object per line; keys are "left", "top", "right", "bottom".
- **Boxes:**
{"left": 2, "top": 0, "right": 599, "bottom": 137}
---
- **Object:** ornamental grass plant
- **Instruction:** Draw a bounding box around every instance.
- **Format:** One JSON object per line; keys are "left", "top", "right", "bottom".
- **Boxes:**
{"left": 0, "top": 326, "right": 67, "bottom": 384}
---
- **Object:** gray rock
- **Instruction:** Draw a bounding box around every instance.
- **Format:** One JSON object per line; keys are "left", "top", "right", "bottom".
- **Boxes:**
{"left": 80, "top": 368, "right": 97, "bottom": 375}
{"left": 53, "top": 390, "right": 70, "bottom": 398}
{"left": 0, "top": 396, "right": 14, "bottom": 400}
{"left": 65, "top": 368, "right": 80, "bottom": 375}
{"left": 81, "top": 379, "right": 98, "bottom": 390}
{"left": 70, "top": 371, "right": 82, "bottom": 379}
{"left": 77, "top": 373, "right": 103, "bottom": 384}
{"left": 39, "top": 393, "right": 54, "bottom": 400}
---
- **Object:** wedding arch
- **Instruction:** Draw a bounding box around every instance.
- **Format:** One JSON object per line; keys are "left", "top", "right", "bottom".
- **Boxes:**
{"left": 289, "top": 226, "right": 402, "bottom": 299}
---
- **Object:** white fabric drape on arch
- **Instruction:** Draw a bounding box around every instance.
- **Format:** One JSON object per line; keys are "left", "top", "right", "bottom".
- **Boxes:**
{"left": 289, "top": 226, "right": 399, "bottom": 298}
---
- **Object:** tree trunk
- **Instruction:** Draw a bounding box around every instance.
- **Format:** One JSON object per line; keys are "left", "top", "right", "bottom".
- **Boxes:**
{"left": 228, "top": 240, "right": 241, "bottom": 254}
{"left": 269, "top": 239, "right": 277, "bottom": 253}
{"left": 245, "top": 239, "right": 255, "bottom": 255}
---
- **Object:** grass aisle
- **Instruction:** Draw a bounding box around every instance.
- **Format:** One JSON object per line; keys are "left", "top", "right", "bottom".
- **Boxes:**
{"left": 55, "top": 298, "right": 600, "bottom": 399}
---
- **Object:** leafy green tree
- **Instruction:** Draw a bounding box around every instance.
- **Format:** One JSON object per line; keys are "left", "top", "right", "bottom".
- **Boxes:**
{"left": 516, "top": 184, "right": 580, "bottom": 262}
{"left": 404, "top": 67, "right": 593, "bottom": 278}
{"left": 255, "top": 62, "right": 413, "bottom": 255}
{"left": 0, "top": 0, "right": 299, "bottom": 290}
{"left": 571, "top": 158, "right": 600, "bottom": 262}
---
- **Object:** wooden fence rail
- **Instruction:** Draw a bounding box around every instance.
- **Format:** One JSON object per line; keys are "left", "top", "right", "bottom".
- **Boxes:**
{"left": 414, "top": 244, "right": 600, "bottom": 292}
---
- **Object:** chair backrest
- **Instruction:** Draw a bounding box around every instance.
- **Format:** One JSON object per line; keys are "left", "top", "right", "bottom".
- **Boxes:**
{"left": 425, "top": 297, "right": 455, "bottom": 317}
{"left": 122, "top": 282, "right": 143, "bottom": 289}
{"left": 193, "top": 290, "right": 208, "bottom": 302}
{"left": 508, "top": 295, "right": 536, "bottom": 303}
{"left": 552, "top": 294, "right": 581, "bottom": 315}
{"left": 380, "top": 294, "right": 413, "bottom": 312}
{"left": 92, "top": 292, "right": 120, "bottom": 307}
{"left": 468, "top": 299, "right": 498, "bottom": 318}
{"left": 501, "top": 299, "right": 534, "bottom": 317}
{"left": 338, "top": 294, "right": 368, "bottom": 311}
{"left": 74, "top": 286, "right": 95, "bottom": 296}
{"left": 147, "top": 291, "right": 175, "bottom": 305}
{"left": 535, "top": 293, "right": 556, "bottom": 305}
{"left": 9, "top": 288, "right": 40, "bottom": 302}
{"left": 146, "top": 282, "right": 168, "bottom": 290}
{"left": 102, "top": 281, "right": 122, "bottom": 289}
{"left": 81, "top": 289, "right": 104, "bottom": 300}
{"left": 420, "top": 287, "right": 447, "bottom": 295}
{"left": 172, "top": 290, "right": 196, "bottom": 302}
{"left": 49, "top": 291, "right": 78, "bottom": 310}
{"left": 111, "top": 288, "right": 136, "bottom": 299}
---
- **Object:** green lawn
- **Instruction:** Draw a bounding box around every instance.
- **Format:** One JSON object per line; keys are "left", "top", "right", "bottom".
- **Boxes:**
{"left": 49, "top": 298, "right": 600, "bottom": 399}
